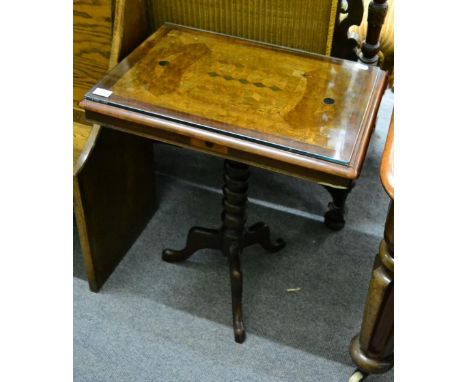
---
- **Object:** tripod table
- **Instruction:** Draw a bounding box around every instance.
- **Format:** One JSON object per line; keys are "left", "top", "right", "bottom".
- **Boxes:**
{"left": 81, "top": 23, "right": 387, "bottom": 343}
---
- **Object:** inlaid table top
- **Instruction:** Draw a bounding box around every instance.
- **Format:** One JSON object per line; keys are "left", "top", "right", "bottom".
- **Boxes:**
{"left": 81, "top": 23, "right": 387, "bottom": 187}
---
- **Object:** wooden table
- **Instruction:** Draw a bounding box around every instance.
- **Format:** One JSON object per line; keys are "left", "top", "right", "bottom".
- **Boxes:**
{"left": 81, "top": 23, "right": 387, "bottom": 343}
{"left": 349, "top": 113, "right": 394, "bottom": 381}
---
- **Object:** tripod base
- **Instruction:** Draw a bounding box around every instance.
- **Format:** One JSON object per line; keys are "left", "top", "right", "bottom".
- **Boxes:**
{"left": 162, "top": 222, "right": 285, "bottom": 343}
{"left": 162, "top": 160, "right": 285, "bottom": 343}
{"left": 162, "top": 222, "right": 285, "bottom": 263}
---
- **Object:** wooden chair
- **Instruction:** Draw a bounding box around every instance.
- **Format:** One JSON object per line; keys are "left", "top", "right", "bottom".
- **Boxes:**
{"left": 73, "top": 0, "right": 156, "bottom": 291}
{"left": 352, "top": 0, "right": 394, "bottom": 85}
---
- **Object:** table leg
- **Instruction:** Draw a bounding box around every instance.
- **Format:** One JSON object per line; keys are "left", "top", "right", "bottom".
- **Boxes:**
{"left": 323, "top": 184, "right": 354, "bottom": 230}
{"left": 350, "top": 201, "right": 394, "bottom": 378}
{"left": 221, "top": 160, "right": 249, "bottom": 343}
{"left": 161, "top": 160, "right": 285, "bottom": 343}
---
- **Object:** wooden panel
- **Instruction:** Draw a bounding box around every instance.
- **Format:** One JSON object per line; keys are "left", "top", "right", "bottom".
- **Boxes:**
{"left": 74, "top": 128, "right": 156, "bottom": 291}
{"left": 148, "top": 0, "right": 339, "bottom": 55}
{"left": 74, "top": 0, "right": 157, "bottom": 292}
{"left": 73, "top": 122, "right": 93, "bottom": 166}
{"left": 83, "top": 24, "right": 387, "bottom": 166}
{"left": 110, "top": 0, "right": 150, "bottom": 66}
{"left": 73, "top": 0, "right": 114, "bottom": 108}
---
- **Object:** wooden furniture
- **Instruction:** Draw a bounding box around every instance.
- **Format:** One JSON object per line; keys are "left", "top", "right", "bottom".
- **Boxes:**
{"left": 73, "top": 0, "right": 389, "bottom": 292}
{"left": 352, "top": 0, "right": 393, "bottom": 77}
{"left": 147, "top": 0, "right": 340, "bottom": 56}
{"left": 80, "top": 24, "right": 387, "bottom": 342}
{"left": 349, "top": 113, "right": 394, "bottom": 381}
{"left": 332, "top": 0, "right": 390, "bottom": 77}
{"left": 73, "top": 0, "right": 156, "bottom": 291}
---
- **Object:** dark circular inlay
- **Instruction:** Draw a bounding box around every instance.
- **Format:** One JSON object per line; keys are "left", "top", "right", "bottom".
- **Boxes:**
{"left": 159, "top": 60, "right": 170, "bottom": 66}
{"left": 323, "top": 97, "right": 335, "bottom": 105}
{"left": 205, "top": 141, "right": 214, "bottom": 148}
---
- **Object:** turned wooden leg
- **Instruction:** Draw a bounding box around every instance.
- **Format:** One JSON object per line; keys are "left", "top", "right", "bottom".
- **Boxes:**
{"left": 350, "top": 201, "right": 394, "bottom": 376}
{"left": 359, "top": 0, "right": 389, "bottom": 66}
{"left": 161, "top": 160, "right": 285, "bottom": 343}
{"left": 323, "top": 184, "right": 353, "bottom": 230}
{"left": 222, "top": 160, "right": 249, "bottom": 343}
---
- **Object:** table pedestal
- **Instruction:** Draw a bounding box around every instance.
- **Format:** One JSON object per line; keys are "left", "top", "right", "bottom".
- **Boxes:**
{"left": 162, "top": 160, "right": 285, "bottom": 343}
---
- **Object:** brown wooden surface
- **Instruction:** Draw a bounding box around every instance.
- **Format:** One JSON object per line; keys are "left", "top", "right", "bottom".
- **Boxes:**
{"left": 86, "top": 24, "right": 386, "bottom": 164}
{"left": 82, "top": 24, "right": 387, "bottom": 185}
{"left": 73, "top": 0, "right": 157, "bottom": 292}
{"left": 73, "top": 0, "right": 114, "bottom": 110}
{"left": 73, "top": 122, "right": 93, "bottom": 167}
{"left": 74, "top": 128, "right": 156, "bottom": 291}
{"left": 109, "top": 0, "right": 149, "bottom": 67}
{"left": 380, "top": 112, "right": 394, "bottom": 199}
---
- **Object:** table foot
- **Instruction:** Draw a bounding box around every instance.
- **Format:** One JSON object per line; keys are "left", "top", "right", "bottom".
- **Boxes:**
{"left": 244, "top": 222, "right": 286, "bottom": 253}
{"left": 323, "top": 184, "right": 354, "bottom": 230}
{"left": 162, "top": 227, "right": 221, "bottom": 262}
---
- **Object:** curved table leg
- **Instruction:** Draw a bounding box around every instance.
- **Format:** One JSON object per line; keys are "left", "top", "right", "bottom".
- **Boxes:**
{"left": 162, "top": 227, "right": 221, "bottom": 263}
{"left": 243, "top": 222, "right": 285, "bottom": 253}
{"left": 323, "top": 184, "right": 354, "bottom": 230}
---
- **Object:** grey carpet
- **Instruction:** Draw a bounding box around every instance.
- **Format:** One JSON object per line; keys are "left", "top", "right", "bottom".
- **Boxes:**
{"left": 74, "top": 91, "right": 394, "bottom": 382}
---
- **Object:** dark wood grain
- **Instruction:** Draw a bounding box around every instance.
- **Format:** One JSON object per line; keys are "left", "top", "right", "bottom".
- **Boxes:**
{"left": 74, "top": 128, "right": 156, "bottom": 291}
{"left": 331, "top": 0, "right": 365, "bottom": 60}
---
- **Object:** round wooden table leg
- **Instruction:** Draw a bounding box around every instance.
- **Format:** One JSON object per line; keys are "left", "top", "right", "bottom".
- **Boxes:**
{"left": 350, "top": 201, "right": 394, "bottom": 375}
{"left": 222, "top": 160, "right": 249, "bottom": 343}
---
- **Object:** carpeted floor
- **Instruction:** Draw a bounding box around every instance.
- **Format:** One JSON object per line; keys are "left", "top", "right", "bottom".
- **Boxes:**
{"left": 74, "top": 91, "right": 394, "bottom": 381}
